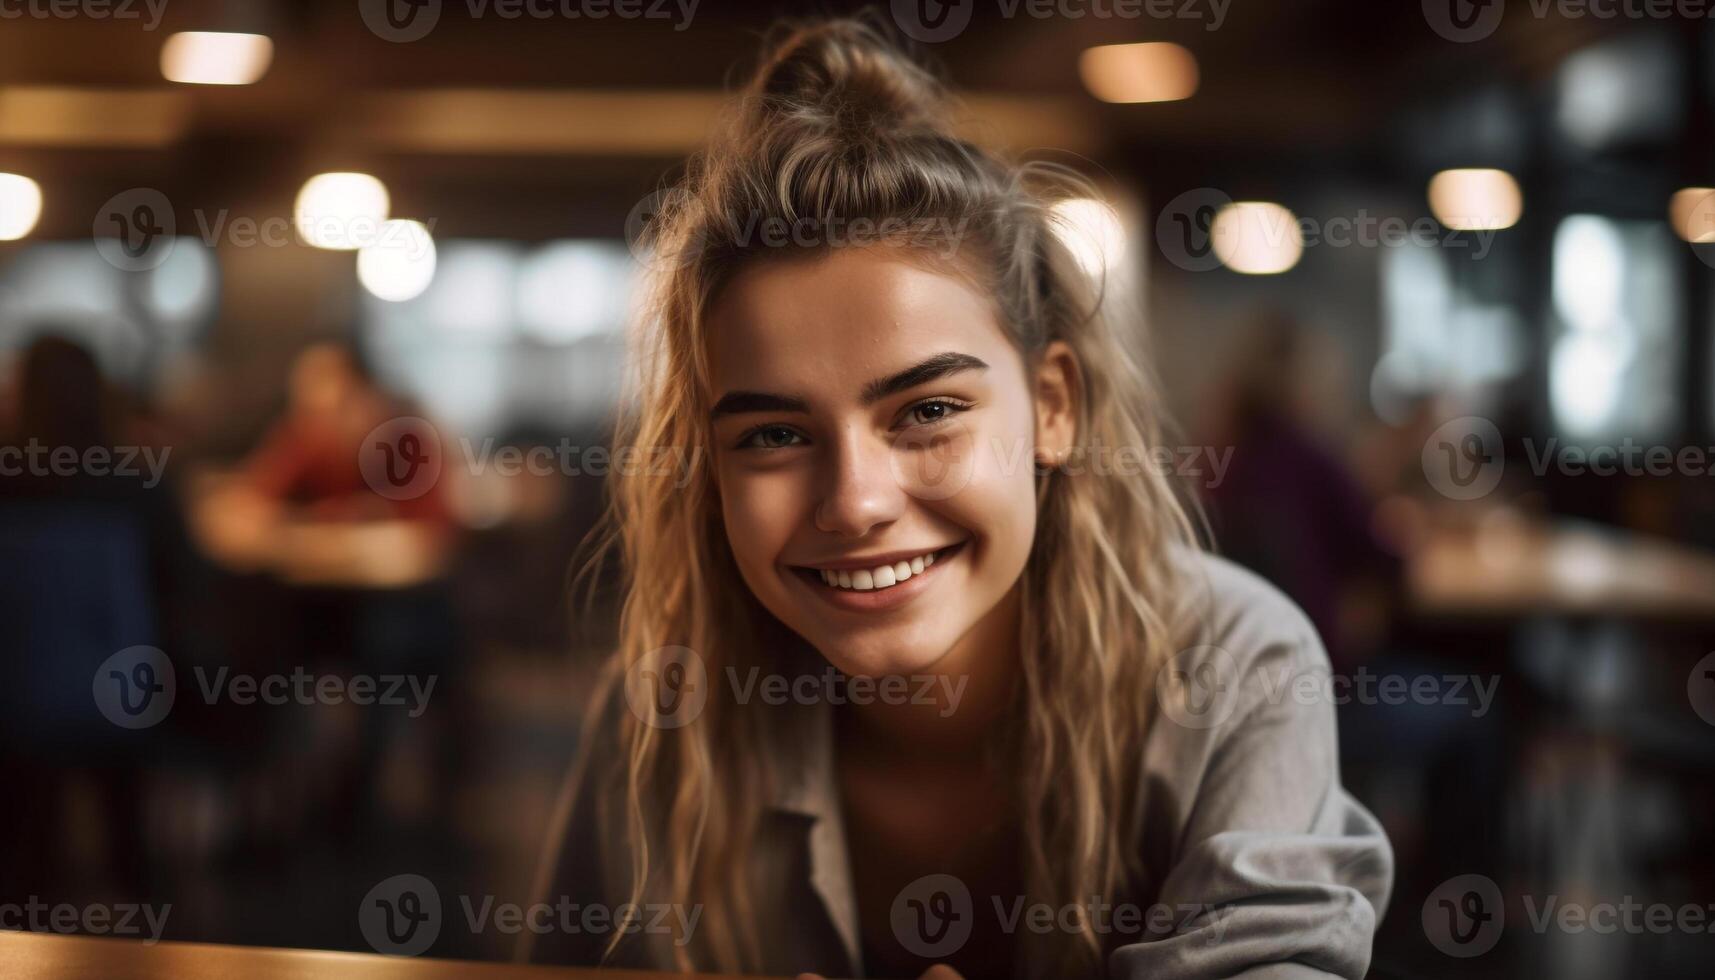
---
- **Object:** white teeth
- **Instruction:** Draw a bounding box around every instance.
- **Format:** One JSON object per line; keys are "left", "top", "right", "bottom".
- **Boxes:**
{"left": 813, "top": 549, "right": 946, "bottom": 592}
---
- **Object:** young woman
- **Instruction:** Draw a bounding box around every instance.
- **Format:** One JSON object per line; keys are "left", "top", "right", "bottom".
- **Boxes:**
{"left": 529, "top": 17, "right": 1392, "bottom": 979}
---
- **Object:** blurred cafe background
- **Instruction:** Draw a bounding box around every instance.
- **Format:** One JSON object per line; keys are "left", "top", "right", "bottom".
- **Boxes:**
{"left": 1, "top": 1, "right": 1714, "bottom": 977}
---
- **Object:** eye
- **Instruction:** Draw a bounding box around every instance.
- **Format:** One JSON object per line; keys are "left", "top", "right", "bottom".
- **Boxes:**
{"left": 899, "top": 398, "right": 970, "bottom": 428}
{"left": 737, "top": 425, "right": 806, "bottom": 450}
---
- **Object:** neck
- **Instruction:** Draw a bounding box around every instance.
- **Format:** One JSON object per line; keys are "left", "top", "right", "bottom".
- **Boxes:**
{"left": 839, "top": 584, "right": 1023, "bottom": 763}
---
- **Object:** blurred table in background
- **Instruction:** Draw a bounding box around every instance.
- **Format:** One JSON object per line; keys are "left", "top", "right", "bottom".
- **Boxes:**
{"left": 1409, "top": 514, "right": 1715, "bottom": 620}
{"left": 0, "top": 933, "right": 732, "bottom": 979}
{"left": 188, "top": 469, "right": 451, "bottom": 590}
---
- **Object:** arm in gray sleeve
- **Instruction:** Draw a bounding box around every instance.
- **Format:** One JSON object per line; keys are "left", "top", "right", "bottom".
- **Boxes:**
{"left": 1111, "top": 559, "right": 1394, "bottom": 979}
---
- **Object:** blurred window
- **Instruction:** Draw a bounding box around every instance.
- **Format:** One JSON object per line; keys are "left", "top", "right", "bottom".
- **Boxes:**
{"left": 359, "top": 239, "right": 637, "bottom": 438}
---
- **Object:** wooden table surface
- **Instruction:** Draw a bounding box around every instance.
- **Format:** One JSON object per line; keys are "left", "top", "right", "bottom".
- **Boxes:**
{"left": 0, "top": 932, "right": 735, "bottom": 979}
{"left": 1408, "top": 515, "right": 1715, "bottom": 619}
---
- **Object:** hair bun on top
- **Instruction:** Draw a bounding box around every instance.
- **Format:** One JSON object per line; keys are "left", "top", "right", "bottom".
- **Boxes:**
{"left": 746, "top": 19, "right": 950, "bottom": 139}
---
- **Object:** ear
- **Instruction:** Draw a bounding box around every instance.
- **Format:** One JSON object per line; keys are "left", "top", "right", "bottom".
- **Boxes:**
{"left": 1032, "top": 340, "right": 1080, "bottom": 469}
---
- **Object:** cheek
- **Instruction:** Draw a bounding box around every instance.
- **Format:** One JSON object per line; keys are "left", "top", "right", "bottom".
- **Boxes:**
{"left": 941, "top": 406, "right": 1040, "bottom": 561}
{"left": 717, "top": 462, "right": 808, "bottom": 575}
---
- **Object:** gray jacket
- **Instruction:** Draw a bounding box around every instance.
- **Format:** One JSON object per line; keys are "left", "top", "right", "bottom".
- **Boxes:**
{"left": 528, "top": 551, "right": 1393, "bottom": 978}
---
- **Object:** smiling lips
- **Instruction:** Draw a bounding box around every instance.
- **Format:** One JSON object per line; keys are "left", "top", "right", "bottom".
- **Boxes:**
{"left": 797, "top": 543, "right": 961, "bottom": 596}
{"left": 815, "top": 550, "right": 936, "bottom": 591}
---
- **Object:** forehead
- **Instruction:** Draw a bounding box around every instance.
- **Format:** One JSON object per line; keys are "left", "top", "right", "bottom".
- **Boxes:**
{"left": 704, "top": 247, "right": 1019, "bottom": 398}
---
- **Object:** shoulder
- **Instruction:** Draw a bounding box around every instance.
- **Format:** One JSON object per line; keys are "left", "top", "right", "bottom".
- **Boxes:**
{"left": 1168, "top": 546, "right": 1324, "bottom": 673}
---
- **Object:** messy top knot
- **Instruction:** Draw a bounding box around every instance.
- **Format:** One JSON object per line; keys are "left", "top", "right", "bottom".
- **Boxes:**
{"left": 747, "top": 18, "right": 949, "bottom": 138}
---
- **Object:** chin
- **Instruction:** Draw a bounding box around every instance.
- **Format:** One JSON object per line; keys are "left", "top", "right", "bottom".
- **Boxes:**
{"left": 804, "top": 619, "right": 963, "bottom": 679}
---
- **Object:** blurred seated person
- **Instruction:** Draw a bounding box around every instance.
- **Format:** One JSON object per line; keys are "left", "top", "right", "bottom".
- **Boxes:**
{"left": 1201, "top": 313, "right": 1403, "bottom": 668}
{"left": 199, "top": 342, "right": 455, "bottom": 586}
{"left": 0, "top": 334, "right": 193, "bottom": 894}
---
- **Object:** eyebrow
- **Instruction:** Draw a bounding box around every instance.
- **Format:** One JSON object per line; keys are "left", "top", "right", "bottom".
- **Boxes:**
{"left": 708, "top": 351, "right": 989, "bottom": 420}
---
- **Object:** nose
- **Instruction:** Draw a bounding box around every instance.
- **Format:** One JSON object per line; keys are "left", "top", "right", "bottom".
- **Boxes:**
{"left": 813, "top": 427, "right": 907, "bottom": 538}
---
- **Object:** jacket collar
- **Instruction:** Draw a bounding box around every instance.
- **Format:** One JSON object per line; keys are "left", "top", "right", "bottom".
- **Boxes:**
{"left": 761, "top": 696, "right": 862, "bottom": 975}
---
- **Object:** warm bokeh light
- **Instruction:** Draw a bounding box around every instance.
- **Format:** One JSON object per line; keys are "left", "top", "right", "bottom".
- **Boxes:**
{"left": 1079, "top": 42, "right": 1199, "bottom": 104}
{"left": 1049, "top": 197, "right": 1128, "bottom": 276}
{"left": 1428, "top": 168, "right": 1522, "bottom": 231}
{"left": 1669, "top": 187, "right": 1715, "bottom": 243}
{"left": 295, "top": 173, "right": 390, "bottom": 250}
{"left": 358, "top": 220, "right": 437, "bottom": 302}
{"left": 0, "top": 172, "right": 42, "bottom": 240}
{"left": 160, "top": 32, "right": 274, "bottom": 86}
{"left": 1211, "top": 201, "right": 1302, "bottom": 274}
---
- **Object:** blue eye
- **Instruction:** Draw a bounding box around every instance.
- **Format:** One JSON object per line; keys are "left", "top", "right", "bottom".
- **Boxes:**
{"left": 738, "top": 425, "right": 805, "bottom": 450}
{"left": 901, "top": 398, "right": 969, "bottom": 428}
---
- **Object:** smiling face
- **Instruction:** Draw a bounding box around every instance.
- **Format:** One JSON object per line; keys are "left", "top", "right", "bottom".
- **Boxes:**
{"left": 705, "top": 246, "right": 1077, "bottom": 679}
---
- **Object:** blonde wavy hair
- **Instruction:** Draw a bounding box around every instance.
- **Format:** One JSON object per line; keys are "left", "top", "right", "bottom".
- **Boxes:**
{"left": 576, "top": 14, "right": 1197, "bottom": 977}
